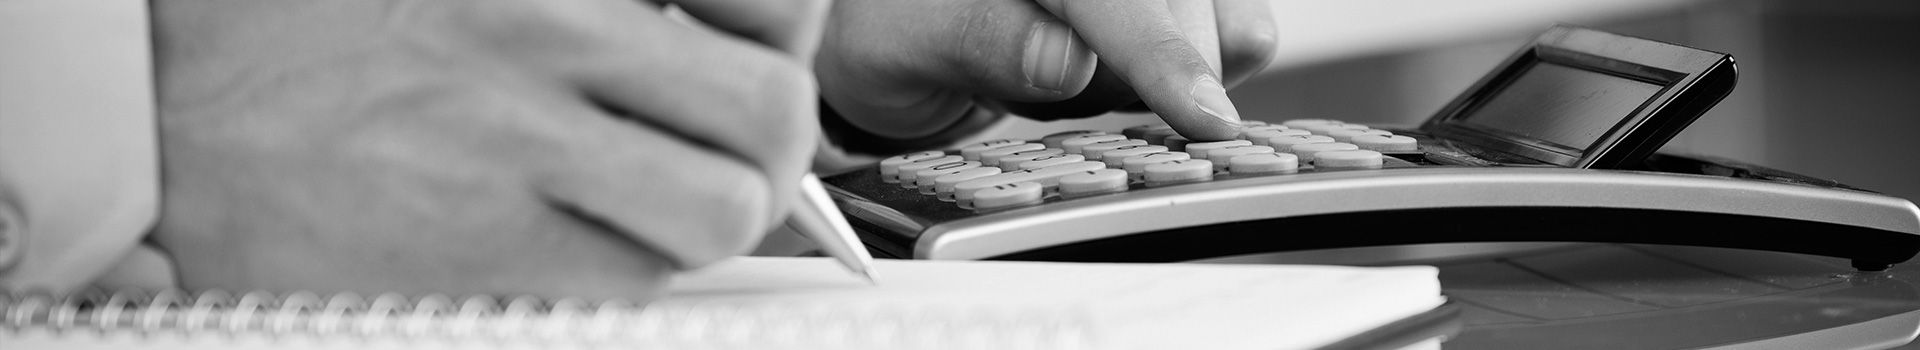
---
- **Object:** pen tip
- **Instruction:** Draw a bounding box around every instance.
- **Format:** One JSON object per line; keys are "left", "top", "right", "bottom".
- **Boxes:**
{"left": 862, "top": 269, "right": 880, "bottom": 285}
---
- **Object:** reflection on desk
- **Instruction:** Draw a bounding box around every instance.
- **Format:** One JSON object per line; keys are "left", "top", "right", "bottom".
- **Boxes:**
{"left": 1201, "top": 243, "right": 1920, "bottom": 350}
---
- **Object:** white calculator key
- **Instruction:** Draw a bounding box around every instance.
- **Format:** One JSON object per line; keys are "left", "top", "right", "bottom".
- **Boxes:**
{"left": 1080, "top": 139, "right": 1149, "bottom": 160}
{"left": 1101, "top": 145, "right": 1170, "bottom": 167}
{"left": 1183, "top": 140, "right": 1253, "bottom": 159}
{"left": 996, "top": 148, "right": 1067, "bottom": 170}
{"left": 1314, "top": 150, "right": 1385, "bottom": 168}
{"left": 1060, "top": 134, "right": 1129, "bottom": 154}
{"left": 1058, "top": 169, "right": 1130, "bottom": 197}
{"left": 914, "top": 161, "right": 984, "bottom": 193}
{"left": 1042, "top": 130, "right": 1107, "bottom": 149}
{"left": 1245, "top": 130, "right": 1312, "bottom": 145}
{"left": 1121, "top": 124, "right": 1168, "bottom": 139}
{"left": 1163, "top": 136, "right": 1193, "bottom": 152}
{"left": 1143, "top": 159, "right": 1214, "bottom": 186}
{"left": 1280, "top": 119, "right": 1341, "bottom": 128}
{"left": 1229, "top": 152, "right": 1299, "bottom": 174}
{"left": 1352, "top": 135, "right": 1418, "bottom": 152}
{"left": 1267, "top": 135, "right": 1336, "bottom": 153}
{"left": 1305, "top": 123, "right": 1369, "bottom": 135}
{"left": 971, "top": 181, "right": 1044, "bottom": 210}
{"left": 1143, "top": 127, "right": 1183, "bottom": 145}
{"left": 1016, "top": 153, "right": 1087, "bottom": 170}
{"left": 977, "top": 143, "right": 1046, "bottom": 166}
{"left": 1121, "top": 151, "right": 1191, "bottom": 177}
{"left": 878, "top": 151, "right": 946, "bottom": 183}
{"left": 934, "top": 167, "right": 1003, "bottom": 202}
{"left": 959, "top": 139, "right": 1028, "bottom": 161}
{"left": 1237, "top": 125, "right": 1288, "bottom": 139}
{"left": 895, "top": 155, "right": 965, "bottom": 186}
{"left": 1327, "top": 129, "right": 1393, "bottom": 143}
{"left": 954, "top": 161, "right": 1105, "bottom": 203}
{"left": 1289, "top": 142, "right": 1360, "bottom": 163}
{"left": 1205, "top": 145, "right": 1276, "bottom": 171}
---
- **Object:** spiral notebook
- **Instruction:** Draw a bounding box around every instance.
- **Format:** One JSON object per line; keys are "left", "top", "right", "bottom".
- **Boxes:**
{"left": 2, "top": 257, "right": 1444, "bottom": 350}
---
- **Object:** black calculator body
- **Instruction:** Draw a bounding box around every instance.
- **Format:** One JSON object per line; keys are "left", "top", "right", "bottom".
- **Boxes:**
{"left": 819, "top": 26, "right": 1920, "bottom": 271}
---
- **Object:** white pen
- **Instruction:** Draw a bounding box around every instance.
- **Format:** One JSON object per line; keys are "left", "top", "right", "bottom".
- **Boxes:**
{"left": 789, "top": 173, "right": 879, "bottom": 283}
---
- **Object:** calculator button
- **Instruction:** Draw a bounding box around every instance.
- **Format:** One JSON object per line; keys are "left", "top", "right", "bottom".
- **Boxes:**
{"left": 1144, "top": 159, "right": 1214, "bottom": 186}
{"left": 878, "top": 151, "right": 946, "bottom": 183}
{"left": 1042, "top": 130, "right": 1107, "bottom": 149}
{"left": 1101, "top": 145, "right": 1170, "bottom": 167}
{"left": 971, "top": 182, "right": 1045, "bottom": 210}
{"left": 895, "top": 155, "right": 965, "bottom": 186}
{"left": 1304, "top": 123, "right": 1369, "bottom": 135}
{"left": 1080, "top": 139, "right": 1149, "bottom": 160}
{"left": 977, "top": 144, "right": 1046, "bottom": 166}
{"left": 1244, "top": 130, "right": 1311, "bottom": 145}
{"left": 1352, "top": 135, "right": 1418, "bottom": 152}
{"left": 995, "top": 148, "right": 1068, "bottom": 170}
{"left": 1143, "top": 127, "right": 1183, "bottom": 145}
{"left": 1205, "top": 145, "right": 1277, "bottom": 171}
{"left": 1327, "top": 129, "right": 1393, "bottom": 143}
{"left": 913, "top": 161, "right": 984, "bottom": 193}
{"left": 1163, "top": 136, "right": 1192, "bottom": 152}
{"left": 1289, "top": 142, "right": 1361, "bottom": 163}
{"left": 1121, "top": 152, "right": 1192, "bottom": 179}
{"left": 1183, "top": 140, "right": 1253, "bottom": 159}
{"left": 1237, "top": 125, "right": 1288, "bottom": 139}
{"left": 1122, "top": 124, "right": 1169, "bottom": 140}
{"left": 934, "top": 167, "right": 1003, "bottom": 202}
{"left": 1280, "top": 119, "right": 1341, "bottom": 128}
{"left": 953, "top": 161, "right": 1105, "bottom": 203}
{"left": 1229, "top": 152, "right": 1299, "bottom": 174}
{"left": 959, "top": 139, "right": 1028, "bottom": 161}
{"left": 1016, "top": 153, "right": 1087, "bottom": 170}
{"left": 1314, "top": 150, "right": 1385, "bottom": 169}
{"left": 1060, "top": 134, "right": 1129, "bottom": 154}
{"left": 1058, "top": 169, "right": 1130, "bottom": 198}
{"left": 1240, "top": 120, "right": 1270, "bottom": 126}
{"left": 1267, "top": 135, "right": 1336, "bottom": 153}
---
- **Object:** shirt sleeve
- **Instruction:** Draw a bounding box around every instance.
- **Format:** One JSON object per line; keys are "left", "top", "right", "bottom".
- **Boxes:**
{"left": 0, "top": 0, "right": 160, "bottom": 293}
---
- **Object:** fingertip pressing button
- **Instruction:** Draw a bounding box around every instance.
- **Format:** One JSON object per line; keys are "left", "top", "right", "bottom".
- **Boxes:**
{"left": 935, "top": 167, "right": 1004, "bottom": 202}
{"left": 1016, "top": 153, "right": 1087, "bottom": 170}
{"left": 959, "top": 139, "right": 1028, "bottom": 161}
{"left": 1058, "top": 169, "right": 1130, "bottom": 198}
{"left": 1314, "top": 150, "right": 1385, "bottom": 169}
{"left": 977, "top": 143, "right": 1046, "bottom": 167}
{"left": 1327, "top": 129, "right": 1393, "bottom": 143}
{"left": 1352, "top": 135, "right": 1419, "bottom": 152}
{"left": 1080, "top": 139, "right": 1149, "bottom": 160}
{"left": 1042, "top": 130, "right": 1107, "bottom": 149}
{"left": 1183, "top": 140, "right": 1253, "bottom": 159}
{"left": 894, "top": 155, "right": 964, "bottom": 186}
{"left": 1229, "top": 152, "right": 1299, "bottom": 174}
{"left": 878, "top": 151, "right": 946, "bottom": 183}
{"left": 1289, "top": 142, "right": 1361, "bottom": 164}
{"left": 1143, "top": 159, "right": 1214, "bottom": 186}
{"left": 971, "top": 181, "right": 1045, "bottom": 210}
{"left": 1266, "top": 135, "right": 1336, "bottom": 153}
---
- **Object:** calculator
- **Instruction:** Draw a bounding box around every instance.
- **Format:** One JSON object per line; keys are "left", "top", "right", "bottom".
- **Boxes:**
{"left": 819, "top": 26, "right": 1920, "bottom": 271}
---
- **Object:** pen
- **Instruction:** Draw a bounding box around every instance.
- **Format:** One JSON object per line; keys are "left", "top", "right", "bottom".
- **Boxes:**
{"left": 789, "top": 172, "right": 879, "bottom": 283}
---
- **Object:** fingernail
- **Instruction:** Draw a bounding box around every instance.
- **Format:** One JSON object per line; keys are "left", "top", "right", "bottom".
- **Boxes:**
{"left": 1191, "top": 76, "right": 1242, "bottom": 127}
{"left": 1023, "top": 21, "right": 1081, "bottom": 92}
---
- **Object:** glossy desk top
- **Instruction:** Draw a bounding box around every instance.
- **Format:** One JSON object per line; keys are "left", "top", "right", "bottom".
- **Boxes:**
{"left": 1200, "top": 243, "right": 1920, "bottom": 349}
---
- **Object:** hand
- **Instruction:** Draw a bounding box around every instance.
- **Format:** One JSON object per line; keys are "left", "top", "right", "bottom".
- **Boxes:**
{"left": 148, "top": 0, "right": 825, "bottom": 301}
{"left": 817, "top": 0, "right": 1277, "bottom": 143}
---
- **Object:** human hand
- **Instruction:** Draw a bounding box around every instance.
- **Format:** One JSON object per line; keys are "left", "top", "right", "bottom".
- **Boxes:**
{"left": 817, "top": 0, "right": 1276, "bottom": 143}
{"left": 148, "top": 0, "right": 825, "bottom": 301}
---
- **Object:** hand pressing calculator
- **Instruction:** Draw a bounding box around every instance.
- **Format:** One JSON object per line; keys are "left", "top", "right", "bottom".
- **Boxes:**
{"left": 819, "top": 26, "right": 1920, "bottom": 271}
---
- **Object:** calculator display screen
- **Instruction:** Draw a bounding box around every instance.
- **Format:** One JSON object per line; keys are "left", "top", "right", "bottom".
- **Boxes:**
{"left": 1459, "top": 62, "right": 1663, "bottom": 151}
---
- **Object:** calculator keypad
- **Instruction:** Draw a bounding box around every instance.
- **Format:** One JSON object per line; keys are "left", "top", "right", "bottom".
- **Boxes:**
{"left": 877, "top": 120, "right": 1417, "bottom": 211}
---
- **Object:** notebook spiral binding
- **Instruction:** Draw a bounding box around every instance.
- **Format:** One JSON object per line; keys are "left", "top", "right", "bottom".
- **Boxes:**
{"left": 2, "top": 289, "right": 1092, "bottom": 349}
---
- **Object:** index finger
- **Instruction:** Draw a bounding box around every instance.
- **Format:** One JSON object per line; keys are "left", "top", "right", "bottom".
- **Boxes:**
{"left": 1031, "top": 0, "right": 1242, "bottom": 141}
{"left": 660, "top": 0, "right": 831, "bottom": 61}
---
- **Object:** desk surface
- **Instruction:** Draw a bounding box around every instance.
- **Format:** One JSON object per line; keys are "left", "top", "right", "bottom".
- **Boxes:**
{"left": 1203, "top": 243, "right": 1920, "bottom": 349}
